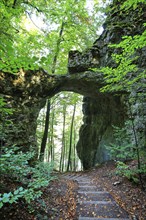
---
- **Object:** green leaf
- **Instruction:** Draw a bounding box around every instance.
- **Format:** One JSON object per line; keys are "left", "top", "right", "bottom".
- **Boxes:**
{"left": 19, "top": 187, "right": 24, "bottom": 192}
{"left": 0, "top": 202, "right": 3, "bottom": 208}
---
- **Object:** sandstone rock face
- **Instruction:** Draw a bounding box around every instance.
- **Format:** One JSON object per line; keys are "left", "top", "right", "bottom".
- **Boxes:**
{"left": 69, "top": 0, "right": 146, "bottom": 169}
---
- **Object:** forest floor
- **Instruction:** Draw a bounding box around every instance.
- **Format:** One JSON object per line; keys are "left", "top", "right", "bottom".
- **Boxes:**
{"left": 0, "top": 161, "right": 146, "bottom": 220}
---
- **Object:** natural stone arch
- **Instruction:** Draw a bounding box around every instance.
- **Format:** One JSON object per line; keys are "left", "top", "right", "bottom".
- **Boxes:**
{"left": 0, "top": 69, "right": 110, "bottom": 150}
{"left": 0, "top": 69, "right": 105, "bottom": 99}
{"left": 1, "top": 0, "right": 146, "bottom": 169}
{"left": 0, "top": 68, "right": 126, "bottom": 168}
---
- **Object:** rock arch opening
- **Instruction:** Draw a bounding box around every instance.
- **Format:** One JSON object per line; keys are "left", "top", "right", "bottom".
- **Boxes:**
{"left": 37, "top": 92, "right": 83, "bottom": 171}
{"left": 36, "top": 89, "right": 127, "bottom": 171}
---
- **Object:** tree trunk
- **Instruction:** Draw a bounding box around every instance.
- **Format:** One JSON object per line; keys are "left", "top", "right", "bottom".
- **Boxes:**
{"left": 50, "top": 109, "right": 55, "bottom": 162}
{"left": 39, "top": 21, "right": 65, "bottom": 161}
{"left": 52, "top": 21, "right": 65, "bottom": 74}
{"left": 73, "top": 126, "right": 76, "bottom": 171}
{"left": 59, "top": 104, "right": 66, "bottom": 172}
{"left": 67, "top": 103, "right": 76, "bottom": 171}
{"left": 39, "top": 100, "right": 51, "bottom": 161}
{"left": 128, "top": 101, "right": 144, "bottom": 190}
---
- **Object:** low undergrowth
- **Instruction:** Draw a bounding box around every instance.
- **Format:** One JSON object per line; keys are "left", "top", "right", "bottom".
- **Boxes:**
{"left": 0, "top": 146, "right": 54, "bottom": 209}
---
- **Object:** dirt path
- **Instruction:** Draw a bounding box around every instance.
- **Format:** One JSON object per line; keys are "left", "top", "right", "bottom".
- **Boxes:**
{"left": 1, "top": 162, "right": 145, "bottom": 219}
{"left": 63, "top": 173, "right": 130, "bottom": 220}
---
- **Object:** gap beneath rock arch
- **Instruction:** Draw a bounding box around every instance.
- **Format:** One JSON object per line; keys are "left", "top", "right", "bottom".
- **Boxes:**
{"left": 37, "top": 92, "right": 83, "bottom": 172}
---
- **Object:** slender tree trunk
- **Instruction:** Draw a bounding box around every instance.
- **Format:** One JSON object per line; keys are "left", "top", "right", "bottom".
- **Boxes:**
{"left": 128, "top": 101, "right": 144, "bottom": 190}
{"left": 67, "top": 103, "right": 76, "bottom": 171}
{"left": 47, "top": 137, "right": 50, "bottom": 162}
{"left": 60, "top": 105, "right": 66, "bottom": 172}
{"left": 62, "top": 134, "right": 66, "bottom": 172}
{"left": 50, "top": 110, "right": 55, "bottom": 162}
{"left": 73, "top": 126, "right": 76, "bottom": 171}
{"left": 39, "top": 21, "right": 65, "bottom": 161}
{"left": 64, "top": 138, "right": 68, "bottom": 170}
{"left": 52, "top": 22, "right": 65, "bottom": 74}
{"left": 39, "top": 100, "right": 51, "bottom": 161}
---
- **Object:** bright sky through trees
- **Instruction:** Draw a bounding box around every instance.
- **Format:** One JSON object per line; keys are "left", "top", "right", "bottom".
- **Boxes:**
{"left": 24, "top": 0, "right": 108, "bottom": 36}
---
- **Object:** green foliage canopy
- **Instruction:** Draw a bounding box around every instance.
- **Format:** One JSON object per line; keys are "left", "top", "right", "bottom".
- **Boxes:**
{"left": 0, "top": 0, "right": 106, "bottom": 74}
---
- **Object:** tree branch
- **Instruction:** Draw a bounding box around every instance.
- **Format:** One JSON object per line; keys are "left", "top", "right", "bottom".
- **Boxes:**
{"left": 23, "top": 1, "right": 43, "bottom": 13}
{"left": 12, "top": 0, "right": 17, "bottom": 8}
{"left": 26, "top": 11, "right": 45, "bottom": 33}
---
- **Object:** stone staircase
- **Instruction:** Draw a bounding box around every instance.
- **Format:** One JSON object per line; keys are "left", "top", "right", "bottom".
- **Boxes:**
{"left": 63, "top": 173, "right": 130, "bottom": 220}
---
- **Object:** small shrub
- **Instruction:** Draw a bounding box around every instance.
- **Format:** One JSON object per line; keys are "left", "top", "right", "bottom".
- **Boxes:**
{"left": 116, "top": 161, "right": 144, "bottom": 184}
{"left": 0, "top": 146, "right": 55, "bottom": 208}
{"left": 106, "top": 124, "right": 135, "bottom": 161}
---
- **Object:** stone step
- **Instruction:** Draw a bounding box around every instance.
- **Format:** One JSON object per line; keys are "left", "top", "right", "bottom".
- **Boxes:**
{"left": 79, "top": 217, "right": 130, "bottom": 220}
{"left": 79, "top": 185, "right": 96, "bottom": 187}
{"left": 78, "top": 191, "right": 109, "bottom": 194}
{"left": 77, "top": 178, "right": 91, "bottom": 180}
{"left": 77, "top": 178, "right": 91, "bottom": 181}
{"left": 71, "top": 177, "right": 90, "bottom": 180}
{"left": 77, "top": 192, "right": 113, "bottom": 201}
{"left": 79, "top": 186, "right": 97, "bottom": 191}
{"left": 77, "top": 180, "right": 91, "bottom": 182}
{"left": 76, "top": 177, "right": 90, "bottom": 179}
{"left": 78, "top": 187, "right": 96, "bottom": 190}
{"left": 62, "top": 174, "right": 130, "bottom": 220}
{"left": 77, "top": 203, "right": 129, "bottom": 219}
{"left": 78, "top": 201, "right": 115, "bottom": 205}
{"left": 78, "top": 182, "right": 92, "bottom": 185}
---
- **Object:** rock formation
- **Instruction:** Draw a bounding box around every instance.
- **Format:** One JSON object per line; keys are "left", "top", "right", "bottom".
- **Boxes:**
{"left": 68, "top": 0, "right": 146, "bottom": 169}
{"left": 0, "top": 0, "right": 145, "bottom": 168}
{"left": 0, "top": 69, "right": 104, "bottom": 153}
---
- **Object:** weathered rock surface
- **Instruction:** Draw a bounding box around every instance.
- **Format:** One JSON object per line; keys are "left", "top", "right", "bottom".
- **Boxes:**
{"left": 0, "top": 69, "right": 105, "bottom": 151}
{"left": 68, "top": 0, "right": 146, "bottom": 168}
{"left": 76, "top": 96, "right": 127, "bottom": 169}
{"left": 0, "top": 69, "right": 107, "bottom": 99}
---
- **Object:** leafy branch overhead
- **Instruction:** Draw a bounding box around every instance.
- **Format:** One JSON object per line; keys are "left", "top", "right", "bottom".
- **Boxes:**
{"left": 101, "top": 30, "right": 146, "bottom": 92}
{"left": 0, "top": 0, "right": 105, "bottom": 74}
{"left": 101, "top": 1, "right": 146, "bottom": 93}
